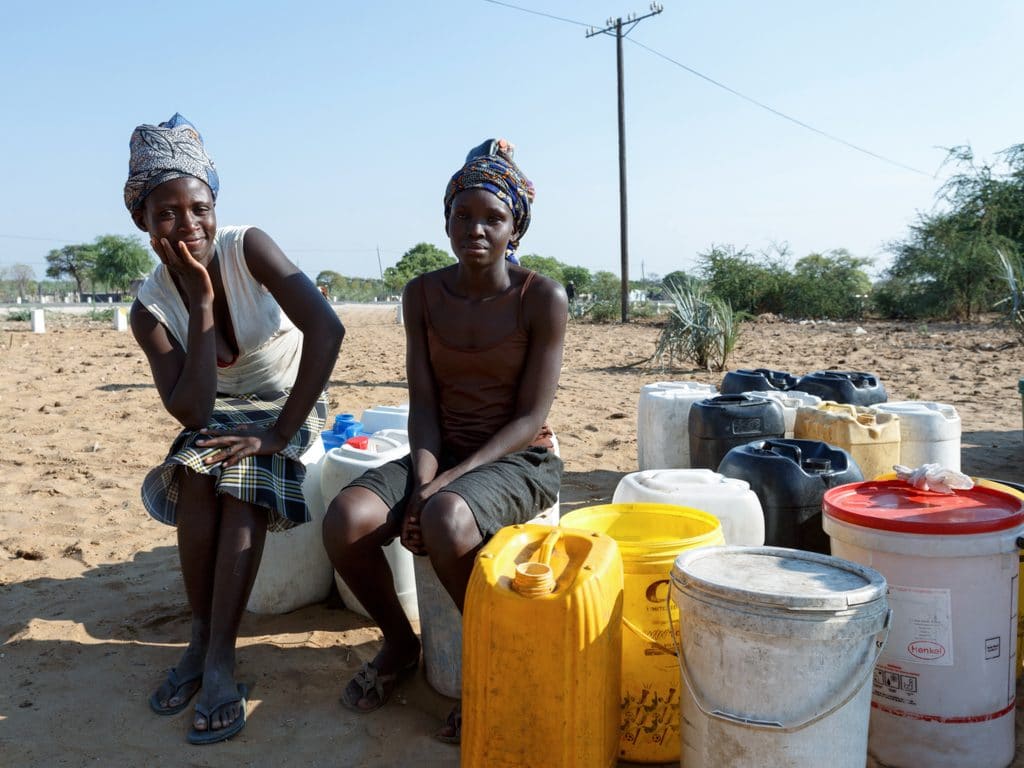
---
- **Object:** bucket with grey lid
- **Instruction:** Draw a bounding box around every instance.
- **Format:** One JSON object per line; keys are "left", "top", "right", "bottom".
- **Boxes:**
{"left": 669, "top": 546, "right": 889, "bottom": 768}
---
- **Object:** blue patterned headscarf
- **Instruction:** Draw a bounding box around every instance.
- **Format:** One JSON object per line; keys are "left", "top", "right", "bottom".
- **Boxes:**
{"left": 444, "top": 139, "right": 533, "bottom": 264}
{"left": 124, "top": 113, "right": 219, "bottom": 212}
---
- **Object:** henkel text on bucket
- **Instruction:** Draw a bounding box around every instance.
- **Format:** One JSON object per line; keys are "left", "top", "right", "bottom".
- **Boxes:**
{"left": 823, "top": 480, "right": 1024, "bottom": 768}
{"left": 670, "top": 546, "right": 889, "bottom": 768}
{"left": 560, "top": 503, "right": 724, "bottom": 764}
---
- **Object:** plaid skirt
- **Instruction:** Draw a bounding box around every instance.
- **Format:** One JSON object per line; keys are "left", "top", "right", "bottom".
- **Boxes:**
{"left": 141, "top": 390, "right": 328, "bottom": 532}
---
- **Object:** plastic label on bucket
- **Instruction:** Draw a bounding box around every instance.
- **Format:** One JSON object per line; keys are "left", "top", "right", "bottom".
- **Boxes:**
{"left": 884, "top": 585, "right": 953, "bottom": 666}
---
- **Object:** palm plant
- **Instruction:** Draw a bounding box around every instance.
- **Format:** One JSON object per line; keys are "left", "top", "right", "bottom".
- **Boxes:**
{"left": 652, "top": 281, "right": 741, "bottom": 371}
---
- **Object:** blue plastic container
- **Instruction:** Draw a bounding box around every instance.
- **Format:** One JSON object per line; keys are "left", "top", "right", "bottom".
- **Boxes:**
{"left": 322, "top": 413, "right": 364, "bottom": 451}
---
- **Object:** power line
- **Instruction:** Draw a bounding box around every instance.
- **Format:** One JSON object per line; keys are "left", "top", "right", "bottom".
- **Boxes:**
{"left": 482, "top": 0, "right": 933, "bottom": 178}
{"left": 626, "top": 38, "right": 934, "bottom": 178}
{"left": 481, "top": 0, "right": 591, "bottom": 27}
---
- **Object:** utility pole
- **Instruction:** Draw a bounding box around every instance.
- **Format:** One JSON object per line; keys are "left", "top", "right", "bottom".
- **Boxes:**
{"left": 587, "top": 3, "right": 663, "bottom": 323}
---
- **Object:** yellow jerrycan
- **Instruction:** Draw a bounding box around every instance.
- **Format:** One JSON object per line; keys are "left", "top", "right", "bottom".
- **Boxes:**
{"left": 794, "top": 401, "right": 900, "bottom": 480}
{"left": 461, "top": 524, "right": 624, "bottom": 768}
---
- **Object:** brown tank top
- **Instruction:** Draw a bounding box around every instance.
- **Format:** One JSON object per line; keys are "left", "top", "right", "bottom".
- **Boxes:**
{"left": 422, "top": 270, "right": 553, "bottom": 462}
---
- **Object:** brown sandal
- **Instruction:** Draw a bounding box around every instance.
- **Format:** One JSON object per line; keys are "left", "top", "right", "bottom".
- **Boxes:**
{"left": 340, "top": 659, "right": 418, "bottom": 713}
{"left": 435, "top": 702, "right": 462, "bottom": 744}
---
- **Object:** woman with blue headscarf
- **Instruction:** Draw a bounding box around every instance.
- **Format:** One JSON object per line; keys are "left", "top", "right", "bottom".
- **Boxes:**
{"left": 323, "top": 139, "right": 567, "bottom": 743}
{"left": 125, "top": 114, "right": 344, "bottom": 744}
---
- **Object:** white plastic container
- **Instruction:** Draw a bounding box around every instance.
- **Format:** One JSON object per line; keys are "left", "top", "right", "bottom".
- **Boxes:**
{"left": 358, "top": 403, "right": 409, "bottom": 435}
{"left": 742, "top": 390, "right": 822, "bottom": 439}
{"left": 671, "top": 546, "right": 889, "bottom": 768}
{"left": 612, "top": 469, "right": 764, "bottom": 546}
{"left": 416, "top": 434, "right": 561, "bottom": 700}
{"left": 637, "top": 381, "right": 717, "bottom": 470}
{"left": 247, "top": 435, "right": 330, "bottom": 614}
{"left": 823, "top": 481, "right": 1024, "bottom": 768}
{"left": 872, "top": 401, "right": 962, "bottom": 472}
{"left": 319, "top": 429, "right": 418, "bottom": 622}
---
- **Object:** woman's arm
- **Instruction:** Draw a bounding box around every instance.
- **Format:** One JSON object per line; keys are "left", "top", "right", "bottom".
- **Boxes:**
{"left": 402, "top": 274, "right": 443, "bottom": 487}
{"left": 129, "top": 240, "right": 218, "bottom": 428}
{"left": 241, "top": 227, "right": 345, "bottom": 445}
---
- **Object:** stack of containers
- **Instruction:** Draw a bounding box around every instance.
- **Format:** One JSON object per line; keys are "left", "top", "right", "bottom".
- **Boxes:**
{"left": 872, "top": 401, "right": 962, "bottom": 472}
{"left": 612, "top": 468, "right": 764, "bottom": 546}
{"left": 794, "top": 402, "right": 900, "bottom": 480}
{"left": 717, "top": 438, "right": 863, "bottom": 554}
{"left": 742, "top": 389, "right": 822, "bottom": 438}
{"left": 637, "top": 381, "right": 717, "bottom": 470}
{"left": 461, "top": 525, "right": 624, "bottom": 768}
{"left": 823, "top": 480, "right": 1024, "bottom": 768}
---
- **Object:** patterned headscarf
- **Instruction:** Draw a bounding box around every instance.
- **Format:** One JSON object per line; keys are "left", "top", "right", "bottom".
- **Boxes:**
{"left": 444, "top": 139, "right": 534, "bottom": 264}
{"left": 123, "top": 113, "right": 219, "bottom": 212}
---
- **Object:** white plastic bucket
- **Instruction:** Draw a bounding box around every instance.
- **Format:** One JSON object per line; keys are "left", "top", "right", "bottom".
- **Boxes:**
{"left": 823, "top": 480, "right": 1024, "bottom": 768}
{"left": 247, "top": 435, "right": 329, "bottom": 614}
{"left": 742, "top": 389, "right": 822, "bottom": 438}
{"left": 417, "top": 482, "right": 561, "bottom": 699}
{"left": 871, "top": 400, "right": 961, "bottom": 472}
{"left": 670, "top": 546, "right": 889, "bottom": 768}
{"left": 359, "top": 403, "right": 409, "bottom": 435}
{"left": 319, "top": 429, "right": 418, "bottom": 622}
{"left": 637, "top": 381, "right": 717, "bottom": 471}
{"left": 612, "top": 468, "right": 764, "bottom": 546}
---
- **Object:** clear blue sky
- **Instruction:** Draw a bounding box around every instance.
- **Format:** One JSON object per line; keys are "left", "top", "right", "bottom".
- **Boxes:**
{"left": 2, "top": 1, "right": 1023, "bottom": 284}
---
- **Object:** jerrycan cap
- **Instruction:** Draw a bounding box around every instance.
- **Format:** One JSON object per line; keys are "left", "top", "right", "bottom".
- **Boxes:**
{"left": 824, "top": 480, "right": 1024, "bottom": 535}
{"left": 345, "top": 435, "right": 370, "bottom": 450}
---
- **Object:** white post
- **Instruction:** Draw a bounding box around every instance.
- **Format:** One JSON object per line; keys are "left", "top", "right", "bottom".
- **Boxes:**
{"left": 31, "top": 309, "right": 45, "bottom": 334}
{"left": 113, "top": 308, "right": 129, "bottom": 332}
{"left": 396, "top": 302, "right": 403, "bottom": 326}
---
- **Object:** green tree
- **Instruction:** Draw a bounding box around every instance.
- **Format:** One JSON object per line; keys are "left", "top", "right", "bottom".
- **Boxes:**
{"left": 784, "top": 249, "right": 872, "bottom": 319}
{"left": 518, "top": 254, "right": 565, "bottom": 284}
{"left": 590, "top": 270, "right": 620, "bottom": 302}
{"left": 561, "top": 266, "right": 592, "bottom": 294}
{"left": 9, "top": 264, "right": 36, "bottom": 300}
{"left": 383, "top": 242, "right": 454, "bottom": 294}
{"left": 92, "top": 235, "right": 154, "bottom": 293}
{"left": 881, "top": 144, "right": 1024, "bottom": 319}
{"left": 698, "top": 245, "right": 789, "bottom": 315}
{"left": 316, "top": 270, "right": 345, "bottom": 297}
{"left": 662, "top": 270, "right": 693, "bottom": 291}
{"left": 46, "top": 244, "right": 97, "bottom": 295}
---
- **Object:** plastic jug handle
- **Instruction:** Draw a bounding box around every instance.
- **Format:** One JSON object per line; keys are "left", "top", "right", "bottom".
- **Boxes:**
{"left": 667, "top": 586, "right": 891, "bottom": 732}
{"left": 537, "top": 529, "right": 561, "bottom": 567}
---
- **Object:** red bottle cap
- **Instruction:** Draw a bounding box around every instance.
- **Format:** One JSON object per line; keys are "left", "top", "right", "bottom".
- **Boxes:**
{"left": 345, "top": 435, "right": 369, "bottom": 450}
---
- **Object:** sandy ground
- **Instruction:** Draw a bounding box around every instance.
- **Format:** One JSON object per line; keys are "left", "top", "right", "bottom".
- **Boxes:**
{"left": 0, "top": 304, "right": 1022, "bottom": 767}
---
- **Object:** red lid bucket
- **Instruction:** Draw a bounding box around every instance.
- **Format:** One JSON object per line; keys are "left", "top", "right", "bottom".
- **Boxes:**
{"left": 823, "top": 480, "right": 1024, "bottom": 536}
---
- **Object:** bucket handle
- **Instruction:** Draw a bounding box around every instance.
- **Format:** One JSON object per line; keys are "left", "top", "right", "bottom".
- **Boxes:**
{"left": 668, "top": 589, "right": 891, "bottom": 733}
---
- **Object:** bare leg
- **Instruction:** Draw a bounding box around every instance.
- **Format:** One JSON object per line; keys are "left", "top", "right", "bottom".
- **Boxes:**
{"left": 419, "top": 491, "right": 484, "bottom": 614}
{"left": 322, "top": 487, "right": 420, "bottom": 708}
{"left": 419, "top": 491, "right": 482, "bottom": 741}
{"left": 191, "top": 494, "right": 268, "bottom": 734}
{"left": 151, "top": 468, "right": 218, "bottom": 712}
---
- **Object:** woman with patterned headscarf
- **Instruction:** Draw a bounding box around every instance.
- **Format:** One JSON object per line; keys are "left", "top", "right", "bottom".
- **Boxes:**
{"left": 323, "top": 139, "right": 567, "bottom": 744}
{"left": 126, "top": 114, "right": 344, "bottom": 744}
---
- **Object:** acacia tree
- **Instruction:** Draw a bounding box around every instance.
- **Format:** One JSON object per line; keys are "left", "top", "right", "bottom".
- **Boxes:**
{"left": 879, "top": 144, "right": 1024, "bottom": 319}
{"left": 9, "top": 264, "right": 36, "bottom": 300}
{"left": 92, "top": 235, "right": 154, "bottom": 293}
{"left": 46, "top": 244, "right": 97, "bottom": 296}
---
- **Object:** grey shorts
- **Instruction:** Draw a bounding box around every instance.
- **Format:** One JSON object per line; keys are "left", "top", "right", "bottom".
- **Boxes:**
{"left": 346, "top": 447, "right": 563, "bottom": 537}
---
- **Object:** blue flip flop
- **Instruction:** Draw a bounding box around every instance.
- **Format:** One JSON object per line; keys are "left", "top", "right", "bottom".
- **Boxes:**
{"left": 149, "top": 668, "right": 203, "bottom": 716}
{"left": 186, "top": 684, "right": 249, "bottom": 745}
